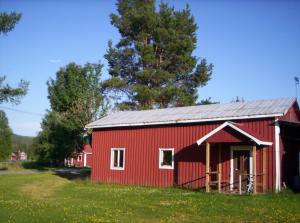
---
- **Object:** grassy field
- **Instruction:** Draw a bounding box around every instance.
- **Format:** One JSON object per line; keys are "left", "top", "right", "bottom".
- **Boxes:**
{"left": 0, "top": 173, "right": 299, "bottom": 223}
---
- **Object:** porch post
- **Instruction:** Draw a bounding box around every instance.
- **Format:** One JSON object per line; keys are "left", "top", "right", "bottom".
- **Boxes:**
{"left": 253, "top": 145, "right": 257, "bottom": 194}
{"left": 262, "top": 147, "right": 267, "bottom": 192}
{"left": 206, "top": 142, "right": 210, "bottom": 192}
{"left": 218, "top": 144, "right": 222, "bottom": 192}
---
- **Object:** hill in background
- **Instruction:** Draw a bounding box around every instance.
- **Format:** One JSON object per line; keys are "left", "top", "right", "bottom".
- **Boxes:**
{"left": 12, "top": 134, "right": 34, "bottom": 158}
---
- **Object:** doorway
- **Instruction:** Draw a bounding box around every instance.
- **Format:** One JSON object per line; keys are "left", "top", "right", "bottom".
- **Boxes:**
{"left": 230, "top": 146, "right": 253, "bottom": 191}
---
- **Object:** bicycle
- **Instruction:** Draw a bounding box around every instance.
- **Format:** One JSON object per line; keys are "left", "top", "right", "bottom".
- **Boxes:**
{"left": 246, "top": 175, "right": 253, "bottom": 194}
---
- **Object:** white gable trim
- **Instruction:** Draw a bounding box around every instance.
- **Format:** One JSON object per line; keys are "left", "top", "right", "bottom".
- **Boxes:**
{"left": 196, "top": 121, "right": 273, "bottom": 146}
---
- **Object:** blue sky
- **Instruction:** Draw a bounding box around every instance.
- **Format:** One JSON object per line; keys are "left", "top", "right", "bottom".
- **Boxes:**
{"left": 0, "top": 0, "right": 299, "bottom": 136}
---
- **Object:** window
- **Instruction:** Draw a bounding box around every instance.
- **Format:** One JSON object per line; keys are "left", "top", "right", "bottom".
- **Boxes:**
{"left": 110, "top": 148, "right": 125, "bottom": 170}
{"left": 159, "top": 148, "right": 174, "bottom": 169}
{"left": 77, "top": 155, "right": 82, "bottom": 162}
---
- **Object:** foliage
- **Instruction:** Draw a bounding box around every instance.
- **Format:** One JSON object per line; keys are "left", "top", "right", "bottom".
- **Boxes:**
{"left": 0, "top": 173, "right": 300, "bottom": 222}
{"left": 0, "top": 110, "right": 12, "bottom": 161}
{"left": 197, "top": 97, "right": 219, "bottom": 105}
{"left": 34, "top": 63, "right": 106, "bottom": 164}
{"left": 0, "top": 76, "right": 29, "bottom": 105}
{"left": 104, "top": 0, "right": 213, "bottom": 110}
{"left": 33, "top": 111, "right": 77, "bottom": 164}
{"left": 0, "top": 12, "right": 29, "bottom": 105}
{"left": 0, "top": 12, "right": 21, "bottom": 35}
{"left": 47, "top": 62, "right": 106, "bottom": 125}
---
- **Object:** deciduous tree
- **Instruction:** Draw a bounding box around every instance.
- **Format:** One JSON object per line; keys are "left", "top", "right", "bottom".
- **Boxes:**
{"left": 34, "top": 63, "right": 106, "bottom": 164}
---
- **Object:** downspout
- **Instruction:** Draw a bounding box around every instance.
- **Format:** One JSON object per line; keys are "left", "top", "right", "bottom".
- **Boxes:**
{"left": 274, "top": 118, "right": 281, "bottom": 192}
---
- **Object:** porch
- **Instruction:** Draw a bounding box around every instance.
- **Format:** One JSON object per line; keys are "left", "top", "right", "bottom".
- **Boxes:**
{"left": 196, "top": 122, "right": 272, "bottom": 194}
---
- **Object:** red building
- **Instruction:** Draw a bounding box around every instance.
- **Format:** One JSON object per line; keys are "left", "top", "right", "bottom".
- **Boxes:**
{"left": 86, "top": 98, "right": 300, "bottom": 193}
{"left": 66, "top": 144, "right": 92, "bottom": 167}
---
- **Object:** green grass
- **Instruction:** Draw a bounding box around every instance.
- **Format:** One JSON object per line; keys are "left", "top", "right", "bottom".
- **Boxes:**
{"left": 0, "top": 160, "right": 51, "bottom": 171}
{"left": 0, "top": 173, "right": 299, "bottom": 223}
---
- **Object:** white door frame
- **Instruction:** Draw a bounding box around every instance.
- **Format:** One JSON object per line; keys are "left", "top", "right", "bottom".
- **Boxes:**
{"left": 230, "top": 145, "right": 253, "bottom": 191}
{"left": 83, "top": 153, "right": 87, "bottom": 167}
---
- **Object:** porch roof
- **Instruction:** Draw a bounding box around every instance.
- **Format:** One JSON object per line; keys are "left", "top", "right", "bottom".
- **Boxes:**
{"left": 196, "top": 121, "right": 273, "bottom": 146}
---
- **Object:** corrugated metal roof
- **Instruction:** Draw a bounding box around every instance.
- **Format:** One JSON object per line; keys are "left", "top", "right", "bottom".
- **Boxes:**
{"left": 85, "top": 97, "right": 296, "bottom": 129}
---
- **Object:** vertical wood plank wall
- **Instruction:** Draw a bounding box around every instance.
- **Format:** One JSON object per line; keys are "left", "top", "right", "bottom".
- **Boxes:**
{"left": 91, "top": 118, "right": 276, "bottom": 191}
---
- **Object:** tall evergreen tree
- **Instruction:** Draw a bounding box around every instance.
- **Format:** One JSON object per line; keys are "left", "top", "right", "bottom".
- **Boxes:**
{"left": 0, "top": 12, "right": 28, "bottom": 105}
{"left": 0, "top": 111, "right": 12, "bottom": 161}
{"left": 104, "top": 0, "right": 213, "bottom": 110}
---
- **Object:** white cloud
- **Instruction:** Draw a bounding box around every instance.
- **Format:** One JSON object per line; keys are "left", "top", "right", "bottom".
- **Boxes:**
{"left": 49, "top": 59, "right": 61, "bottom": 63}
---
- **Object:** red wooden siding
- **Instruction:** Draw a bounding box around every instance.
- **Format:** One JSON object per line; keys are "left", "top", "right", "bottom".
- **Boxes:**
{"left": 86, "top": 154, "right": 92, "bottom": 167}
{"left": 280, "top": 102, "right": 300, "bottom": 123}
{"left": 73, "top": 156, "right": 84, "bottom": 167}
{"left": 279, "top": 102, "right": 300, "bottom": 188}
{"left": 91, "top": 118, "right": 276, "bottom": 191}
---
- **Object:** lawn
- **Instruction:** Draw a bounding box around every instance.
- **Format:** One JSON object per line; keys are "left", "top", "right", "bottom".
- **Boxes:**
{"left": 0, "top": 173, "right": 299, "bottom": 223}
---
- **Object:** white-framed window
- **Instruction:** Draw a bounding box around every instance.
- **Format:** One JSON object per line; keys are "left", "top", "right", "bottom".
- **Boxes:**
{"left": 77, "top": 155, "right": 82, "bottom": 162}
{"left": 110, "top": 148, "right": 125, "bottom": 170}
{"left": 159, "top": 148, "right": 174, "bottom": 169}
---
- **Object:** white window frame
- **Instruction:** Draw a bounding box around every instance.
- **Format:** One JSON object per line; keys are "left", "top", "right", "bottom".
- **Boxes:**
{"left": 110, "top": 148, "right": 125, "bottom": 170}
{"left": 159, "top": 148, "right": 174, "bottom": 169}
{"left": 77, "top": 155, "right": 82, "bottom": 162}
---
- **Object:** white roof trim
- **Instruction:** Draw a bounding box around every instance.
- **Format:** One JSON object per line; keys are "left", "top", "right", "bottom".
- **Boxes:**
{"left": 196, "top": 121, "right": 273, "bottom": 146}
{"left": 85, "top": 113, "right": 284, "bottom": 129}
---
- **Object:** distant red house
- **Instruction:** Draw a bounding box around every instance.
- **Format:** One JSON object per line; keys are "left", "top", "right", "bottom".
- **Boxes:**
{"left": 11, "top": 151, "right": 28, "bottom": 161}
{"left": 66, "top": 144, "right": 92, "bottom": 167}
{"left": 86, "top": 98, "right": 300, "bottom": 193}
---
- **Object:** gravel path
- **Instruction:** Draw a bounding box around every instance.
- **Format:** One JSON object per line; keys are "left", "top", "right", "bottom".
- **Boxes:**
{"left": 0, "top": 169, "right": 48, "bottom": 175}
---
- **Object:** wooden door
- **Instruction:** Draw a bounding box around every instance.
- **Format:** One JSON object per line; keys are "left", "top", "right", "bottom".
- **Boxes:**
{"left": 233, "top": 150, "right": 250, "bottom": 191}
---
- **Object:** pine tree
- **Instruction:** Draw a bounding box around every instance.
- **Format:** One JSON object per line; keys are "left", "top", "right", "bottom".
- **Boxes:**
{"left": 104, "top": 0, "right": 213, "bottom": 110}
{"left": 0, "top": 12, "right": 21, "bottom": 35}
{"left": 0, "top": 12, "right": 28, "bottom": 105}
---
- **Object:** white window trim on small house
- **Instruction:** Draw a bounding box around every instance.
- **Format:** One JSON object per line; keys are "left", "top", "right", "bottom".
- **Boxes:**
{"left": 159, "top": 148, "right": 174, "bottom": 169}
{"left": 77, "top": 155, "right": 82, "bottom": 162}
{"left": 110, "top": 148, "right": 125, "bottom": 170}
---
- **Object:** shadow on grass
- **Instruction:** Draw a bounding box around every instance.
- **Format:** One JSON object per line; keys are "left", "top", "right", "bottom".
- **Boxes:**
{"left": 21, "top": 160, "right": 49, "bottom": 170}
{"left": 54, "top": 168, "right": 91, "bottom": 181}
{"left": 0, "top": 161, "right": 50, "bottom": 171}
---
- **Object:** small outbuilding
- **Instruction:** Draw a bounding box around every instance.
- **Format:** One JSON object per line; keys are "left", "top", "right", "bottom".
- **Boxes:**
{"left": 65, "top": 144, "right": 92, "bottom": 167}
{"left": 86, "top": 98, "right": 300, "bottom": 193}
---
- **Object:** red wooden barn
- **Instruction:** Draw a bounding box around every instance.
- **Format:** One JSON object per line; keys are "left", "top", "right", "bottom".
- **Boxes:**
{"left": 86, "top": 98, "right": 300, "bottom": 193}
{"left": 66, "top": 144, "right": 92, "bottom": 167}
